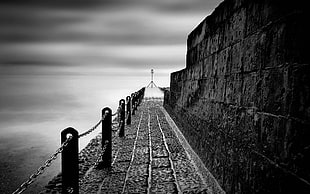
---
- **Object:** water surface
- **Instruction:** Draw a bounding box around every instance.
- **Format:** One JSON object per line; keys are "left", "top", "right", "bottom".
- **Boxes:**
{"left": 0, "top": 74, "right": 148, "bottom": 193}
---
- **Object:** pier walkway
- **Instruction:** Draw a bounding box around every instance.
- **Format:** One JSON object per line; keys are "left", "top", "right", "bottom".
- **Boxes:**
{"left": 80, "top": 100, "right": 221, "bottom": 194}
{"left": 78, "top": 89, "right": 223, "bottom": 194}
{"left": 43, "top": 88, "right": 224, "bottom": 194}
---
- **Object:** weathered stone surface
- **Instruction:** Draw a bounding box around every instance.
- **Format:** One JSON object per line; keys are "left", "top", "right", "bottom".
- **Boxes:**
{"left": 43, "top": 100, "right": 223, "bottom": 193}
{"left": 152, "top": 157, "right": 171, "bottom": 168}
{"left": 150, "top": 182, "right": 178, "bottom": 194}
{"left": 165, "top": 0, "right": 310, "bottom": 193}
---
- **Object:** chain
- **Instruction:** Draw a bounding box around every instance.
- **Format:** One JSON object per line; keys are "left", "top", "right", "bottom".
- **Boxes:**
{"left": 12, "top": 106, "right": 120, "bottom": 193}
{"left": 12, "top": 136, "right": 73, "bottom": 194}
{"left": 94, "top": 140, "right": 110, "bottom": 167}
{"left": 118, "top": 120, "right": 124, "bottom": 130}
{"left": 78, "top": 114, "right": 106, "bottom": 138}
{"left": 112, "top": 106, "right": 121, "bottom": 116}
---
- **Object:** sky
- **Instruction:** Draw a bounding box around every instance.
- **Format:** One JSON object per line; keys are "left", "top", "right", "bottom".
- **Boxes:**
{"left": 0, "top": 0, "right": 223, "bottom": 78}
{"left": 0, "top": 0, "right": 223, "bottom": 134}
{"left": 0, "top": 0, "right": 224, "bottom": 192}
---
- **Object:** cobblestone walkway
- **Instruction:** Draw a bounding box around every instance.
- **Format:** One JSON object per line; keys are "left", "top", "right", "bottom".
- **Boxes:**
{"left": 79, "top": 100, "right": 222, "bottom": 194}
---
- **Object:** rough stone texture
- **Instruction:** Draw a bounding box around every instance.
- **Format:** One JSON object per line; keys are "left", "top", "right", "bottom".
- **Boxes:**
{"left": 164, "top": 0, "right": 310, "bottom": 193}
{"left": 42, "top": 99, "right": 216, "bottom": 193}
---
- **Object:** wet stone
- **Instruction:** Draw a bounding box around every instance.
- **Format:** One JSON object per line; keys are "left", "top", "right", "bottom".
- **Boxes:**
{"left": 152, "top": 157, "right": 171, "bottom": 168}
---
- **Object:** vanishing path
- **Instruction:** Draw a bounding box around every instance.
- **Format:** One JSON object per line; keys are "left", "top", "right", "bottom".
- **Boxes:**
{"left": 78, "top": 99, "right": 223, "bottom": 193}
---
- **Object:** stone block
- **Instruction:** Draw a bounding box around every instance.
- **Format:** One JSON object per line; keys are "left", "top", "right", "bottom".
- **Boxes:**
{"left": 288, "top": 64, "right": 310, "bottom": 121}
{"left": 202, "top": 55, "right": 215, "bottom": 79}
{"left": 229, "top": 41, "right": 243, "bottom": 74}
{"left": 260, "top": 67, "right": 289, "bottom": 116}
{"left": 264, "top": 21, "right": 287, "bottom": 69}
{"left": 152, "top": 157, "right": 171, "bottom": 168}
{"left": 216, "top": 47, "right": 230, "bottom": 76}
{"left": 151, "top": 168, "right": 175, "bottom": 183}
{"left": 224, "top": 73, "right": 242, "bottom": 105}
{"left": 242, "top": 32, "right": 266, "bottom": 72}
{"left": 241, "top": 72, "right": 261, "bottom": 108}
{"left": 221, "top": 7, "right": 246, "bottom": 48}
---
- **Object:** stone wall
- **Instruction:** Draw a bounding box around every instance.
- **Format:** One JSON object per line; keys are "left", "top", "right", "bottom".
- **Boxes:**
{"left": 164, "top": 0, "right": 310, "bottom": 193}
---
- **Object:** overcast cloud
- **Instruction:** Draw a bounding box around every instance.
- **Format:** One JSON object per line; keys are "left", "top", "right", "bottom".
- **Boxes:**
{"left": 0, "top": 0, "right": 222, "bottom": 71}
{"left": 0, "top": 0, "right": 223, "bottom": 126}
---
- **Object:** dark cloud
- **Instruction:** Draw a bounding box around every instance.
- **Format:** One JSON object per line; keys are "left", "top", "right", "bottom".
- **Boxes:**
{"left": 0, "top": 0, "right": 223, "bottom": 43}
{"left": 0, "top": 0, "right": 124, "bottom": 9}
{"left": 0, "top": 0, "right": 223, "bottom": 75}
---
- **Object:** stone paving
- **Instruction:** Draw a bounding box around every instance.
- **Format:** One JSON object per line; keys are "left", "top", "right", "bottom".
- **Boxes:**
{"left": 78, "top": 100, "right": 224, "bottom": 194}
{"left": 41, "top": 98, "right": 224, "bottom": 194}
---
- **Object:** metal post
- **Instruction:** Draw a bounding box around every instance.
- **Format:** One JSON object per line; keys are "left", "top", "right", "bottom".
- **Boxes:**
{"left": 61, "top": 127, "right": 79, "bottom": 194}
{"left": 133, "top": 92, "right": 138, "bottom": 111}
{"left": 119, "top": 99, "right": 125, "bottom": 137}
{"left": 99, "top": 107, "right": 112, "bottom": 168}
{"left": 126, "top": 96, "right": 131, "bottom": 125}
{"left": 131, "top": 93, "right": 136, "bottom": 115}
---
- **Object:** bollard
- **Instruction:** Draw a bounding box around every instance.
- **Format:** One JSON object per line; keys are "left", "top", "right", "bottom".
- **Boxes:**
{"left": 98, "top": 107, "right": 112, "bottom": 168}
{"left": 61, "top": 127, "right": 79, "bottom": 194}
{"left": 134, "top": 101, "right": 138, "bottom": 111}
{"left": 119, "top": 99, "right": 125, "bottom": 137}
{"left": 126, "top": 96, "right": 131, "bottom": 125}
{"left": 131, "top": 93, "right": 136, "bottom": 115}
{"left": 134, "top": 92, "right": 139, "bottom": 110}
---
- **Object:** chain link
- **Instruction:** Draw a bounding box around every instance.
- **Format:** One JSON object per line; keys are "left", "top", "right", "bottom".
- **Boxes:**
{"left": 12, "top": 136, "right": 73, "bottom": 194}
{"left": 78, "top": 114, "right": 106, "bottom": 138}
{"left": 12, "top": 107, "right": 117, "bottom": 193}
{"left": 94, "top": 140, "right": 110, "bottom": 167}
{"left": 112, "top": 106, "right": 121, "bottom": 116}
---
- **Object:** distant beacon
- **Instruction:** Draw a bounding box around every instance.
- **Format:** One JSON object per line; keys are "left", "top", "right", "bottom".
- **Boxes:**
{"left": 147, "top": 69, "right": 157, "bottom": 88}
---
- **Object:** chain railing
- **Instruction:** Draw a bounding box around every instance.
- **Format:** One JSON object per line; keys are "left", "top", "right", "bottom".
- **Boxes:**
{"left": 11, "top": 87, "right": 145, "bottom": 194}
{"left": 12, "top": 136, "right": 73, "bottom": 194}
{"left": 94, "top": 140, "right": 110, "bottom": 167}
{"left": 78, "top": 116, "right": 104, "bottom": 138}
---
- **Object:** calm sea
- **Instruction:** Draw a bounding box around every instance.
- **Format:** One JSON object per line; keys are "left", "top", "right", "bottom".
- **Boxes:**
{"left": 0, "top": 74, "right": 149, "bottom": 193}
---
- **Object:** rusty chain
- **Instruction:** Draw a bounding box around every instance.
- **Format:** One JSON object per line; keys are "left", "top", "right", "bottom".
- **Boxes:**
{"left": 12, "top": 136, "right": 73, "bottom": 194}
